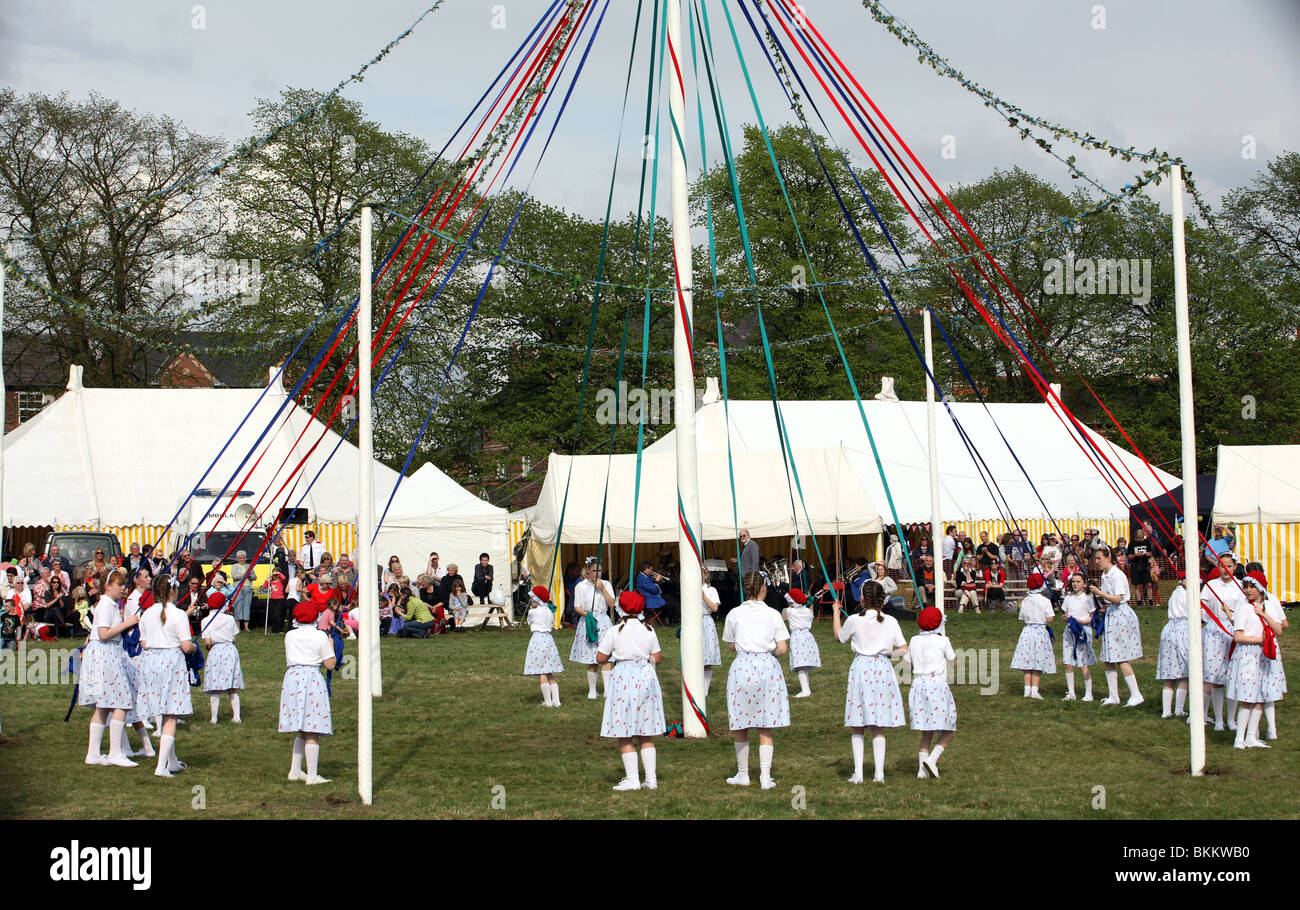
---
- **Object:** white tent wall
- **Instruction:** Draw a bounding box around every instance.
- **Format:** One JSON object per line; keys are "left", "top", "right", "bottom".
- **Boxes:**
{"left": 1213, "top": 444, "right": 1300, "bottom": 603}
{"left": 646, "top": 398, "right": 1178, "bottom": 525}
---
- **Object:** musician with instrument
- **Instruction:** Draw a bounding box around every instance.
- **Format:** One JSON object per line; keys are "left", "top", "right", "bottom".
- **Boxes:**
{"left": 635, "top": 562, "right": 668, "bottom": 622}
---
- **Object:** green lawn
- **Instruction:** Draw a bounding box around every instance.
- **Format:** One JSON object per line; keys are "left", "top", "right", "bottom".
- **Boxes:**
{"left": 1, "top": 607, "right": 1295, "bottom": 819}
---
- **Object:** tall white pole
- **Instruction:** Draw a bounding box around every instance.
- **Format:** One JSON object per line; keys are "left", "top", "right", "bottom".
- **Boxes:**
{"left": 357, "top": 205, "right": 375, "bottom": 804}
{"left": 0, "top": 245, "right": 7, "bottom": 550}
{"left": 923, "top": 309, "right": 944, "bottom": 614}
{"left": 1171, "top": 165, "right": 1205, "bottom": 776}
{"left": 666, "top": 0, "right": 705, "bottom": 737}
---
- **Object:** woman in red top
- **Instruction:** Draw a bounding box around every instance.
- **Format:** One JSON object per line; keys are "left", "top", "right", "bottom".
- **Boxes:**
{"left": 983, "top": 558, "right": 1007, "bottom": 611}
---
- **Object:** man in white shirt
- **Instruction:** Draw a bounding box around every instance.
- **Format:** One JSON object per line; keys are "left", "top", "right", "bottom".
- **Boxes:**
{"left": 299, "top": 531, "right": 326, "bottom": 573}
{"left": 941, "top": 525, "right": 958, "bottom": 564}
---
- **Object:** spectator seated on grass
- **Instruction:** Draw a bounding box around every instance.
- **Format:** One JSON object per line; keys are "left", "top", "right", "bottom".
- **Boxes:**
{"left": 396, "top": 584, "right": 441, "bottom": 638}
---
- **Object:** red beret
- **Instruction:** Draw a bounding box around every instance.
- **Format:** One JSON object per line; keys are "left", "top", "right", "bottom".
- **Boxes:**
{"left": 1244, "top": 571, "right": 1269, "bottom": 593}
{"left": 785, "top": 588, "right": 808, "bottom": 605}
{"left": 618, "top": 591, "right": 645, "bottom": 615}
{"left": 531, "top": 585, "right": 549, "bottom": 602}
{"left": 918, "top": 607, "right": 943, "bottom": 631}
{"left": 1027, "top": 571, "right": 1046, "bottom": 591}
{"left": 293, "top": 601, "right": 320, "bottom": 625}
{"left": 206, "top": 592, "right": 227, "bottom": 612}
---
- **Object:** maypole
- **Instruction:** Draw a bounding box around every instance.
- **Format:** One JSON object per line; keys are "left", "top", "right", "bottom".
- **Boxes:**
{"left": 665, "top": 0, "right": 706, "bottom": 737}
{"left": 357, "top": 204, "right": 375, "bottom": 804}
{"left": 923, "top": 308, "right": 944, "bottom": 614}
{"left": 1170, "top": 165, "right": 1205, "bottom": 776}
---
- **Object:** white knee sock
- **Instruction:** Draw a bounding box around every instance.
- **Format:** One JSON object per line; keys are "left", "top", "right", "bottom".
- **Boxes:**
{"left": 1175, "top": 687, "right": 1187, "bottom": 715}
{"left": 305, "top": 742, "right": 320, "bottom": 779}
{"left": 1226, "top": 697, "right": 1238, "bottom": 727}
{"left": 119, "top": 725, "right": 134, "bottom": 756}
{"left": 930, "top": 743, "right": 946, "bottom": 765}
{"left": 641, "top": 746, "right": 656, "bottom": 784}
{"left": 1247, "top": 705, "right": 1263, "bottom": 742}
{"left": 601, "top": 668, "right": 611, "bottom": 692}
{"left": 797, "top": 669, "right": 810, "bottom": 695}
{"left": 1162, "top": 688, "right": 1173, "bottom": 716}
{"left": 108, "top": 719, "right": 126, "bottom": 759}
{"left": 758, "top": 744, "right": 774, "bottom": 780}
{"left": 157, "top": 735, "right": 174, "bottom": 774}
{"left": 1083, "top": 675, "right": 1093, "bottom": 698}
{"left": 1105, "top": 670, "right": 1119, "bottom": 701}
{"left": 1023, "top": 684, "right": 1031, "bottom": 697}
{"left": 541, "top": 682, "right": 553, "bottom": 706}
{"left": 291, "top": 736, "right": 305, "bottom": 777}
{"left": 210, "top": 695, "right": 220, "bottom": 723}
{"left": 1211, "top": 688, "right": 1225, "bottom": 725}
{"left": 734, "top": 740, "right": 750, "bottom": 775}
{"left": 1234, "top": 706, "right": 1251, "bottom": 746}
{"left": 872, "top": 733, "right": 886, "bottom": 779}
{"left": 621, "top": 750, "right": 639, "bottom": 783}
{"left": 549, "top": 682, "right": 560, "bottom": 706}
{"left": 1264, "top": 702, "right": 1277, "bottom": 737}
{"left": 587, "top": 670, "right": 598, "bottom": 697}
{"left": 1125, "top": 674, "right": 1141, "bottom": 698}
{"left": 851, "top": 732, "right": 864, "bottom": 778}
{"left": 230, "top": 693, "right": 241, "bottom": 722}
{"left": 136, "top": 726, "right": 155, "bottom": 756}
{"left": 1066, "top": 671, "right": 1075, "bottom": 696}
{"left": 704, "top": 668, "right": 713, "bottom": 696}
{"left": 88, "top": 722, "right": 106, "bottom": 760}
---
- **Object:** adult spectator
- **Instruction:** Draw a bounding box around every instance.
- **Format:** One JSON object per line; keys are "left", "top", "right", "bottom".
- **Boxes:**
{"left": 10, "top": 576, "right": 32, "bottom": 615}
{"left": 1040, "top": 535, "right": 1062, "bottom": 571}
{"left": 1128, "top": 527, "right": 1156, "bottom": 607}
{"left": 941, "top": 525, "right": 959, "bottom": 567}
{"left": 439, "top": 564, "right": 464, "bottom": 609}
{"left": 42, "top": 574, "right": 75, "bottom": 634}
{"left": 953, "top": 538, "right": 974, "bottom": 579}
{"left": 984, "top": 557, "right": 1007, "bottom": 611}
{"left": 885, "top": 534, "right": 904, "bottom": 578}
{"left": 871, "top": 561, "right": 900, "bottom": 608}
{"left": 634, "top": 562, "right": 666, "bottom": 619}
{"left": 382, "top": 555, "right": 404, "bottom": 591}
{"left": 19, "top": 543, "right": 43, "bottom": 583}
{"left": 471, "top": 553, "right": 494, "bottom": 604}
{"left": 562, "top": 561, "right": 581, "bottom": 605}
{"left": 229, "top": 550, "right": 254, "bottom": 631}
{"left": 396, "top": 583, "right": 438, "bottom": 637}
{"left": 124, "top": 543, "right": 147, "bottom": 576}
{"left": 299, "top": 530, "right": 326, "bottom": 573}
{"left": 732, "top": 529, "right": 760, "bottom": 578}
{"left": 919, "top": 554, "right": 937, "bottom": 608}
{"left": 426, "top": 552, "right": 446, "bottom": 581}
{"left": 975, "top": 532, "right": 999, "bottom": 572}
{"left": 1205, "top": 525, "right": 1231, "bottom": 562}
{"left": 790, "top": 559, "right": 810, "bottom": 593}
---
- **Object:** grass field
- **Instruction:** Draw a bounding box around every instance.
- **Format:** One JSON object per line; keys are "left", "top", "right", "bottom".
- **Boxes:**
{"left": 1, "top": 607, "right": 1295, "bottom": 819}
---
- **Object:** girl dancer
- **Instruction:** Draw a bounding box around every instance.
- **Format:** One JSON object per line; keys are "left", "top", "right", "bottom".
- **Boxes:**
{"left": 1200, "top": 556, "right": 1244, "bottom": 729}
{"left": 570, "top": 557, "right": 616, "bottom": 699}
{"left": 701, "top": 577, "right": 722, "bottom": 696}
{"left": 121, "top": 569, "right": 158, "bottom": 758}
{"left": 202, "top": 592, "right": 244, "bottom": 723}
{"left": 1011, "top": 571, "right": 1057, "bottom": 699}
{"left": 1090, "top": 547, "right": 1144, "bottom": 707}
{"left": 1229, "top": 572, "right": 1273, "bottom": 749}
{"left": 722, "top": 572, "right": 791, "bottom": 789}
{"left": 1156, "top": 570, "right": 1190, "bottom": 718}
{"left": 78, "top": 568, "right": 140, "bottom": 767}
{"left": 833, "top": 580, "right": 907, "bottom": 784}
{"left": 523, "top": 585, "right": 563, "bottom": 707}
{"left": 1060, "top": 570, "right": 1097, "bottom": 701}
{"left": 139, "top": 574, "right": 195, "bottom": 777}
{"left": 597, "top": 591, "right": 665, "bottom": 791}
{"left": 280, "top": 601, "right": 336, "bottom": 785}
{"left": 782, "top": 588, "right": 819, "bottom": 698}
{"left": 1252, "top": 567, "right": 1288, "bottom": 740}
{"left": 907, "top": 607, "right": 956, "bottom": 779}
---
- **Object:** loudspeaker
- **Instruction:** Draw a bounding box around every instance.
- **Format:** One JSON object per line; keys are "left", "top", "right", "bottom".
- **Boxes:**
{"left": 278, "top": 507, "right": 309, "bottom": 524}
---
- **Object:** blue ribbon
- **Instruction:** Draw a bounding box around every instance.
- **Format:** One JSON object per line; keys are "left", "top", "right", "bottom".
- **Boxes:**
{"left": 1065, "top": 616, "right": 1089, "bottom": 662}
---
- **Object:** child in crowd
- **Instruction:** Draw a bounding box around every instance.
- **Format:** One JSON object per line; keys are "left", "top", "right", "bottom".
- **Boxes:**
{"left": 523, "top": 586, "right": 564, "bottom": 707}
{"left": 202, "top": 592, "right": 244, "bottom": 724}
{"left": 1011, "top": 571, "right": 1057, "bottom": 699}
{"left": 833, "top": 579, "right": 907, "bottom": 784}
{"left": 907, "top": 607, "right": 956, "bottom": 779}
{"left": 597, "top": 591, "right": 665, "bottom": 791}
{"left": 782, "top": 588, "right": 819, "bottom": 698}
{"left": 280, "top": 601, "right": 336, "bottom": 785}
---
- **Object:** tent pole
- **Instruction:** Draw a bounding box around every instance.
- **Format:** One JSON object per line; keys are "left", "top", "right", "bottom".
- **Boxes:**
{"left": 357, "top": 204, "right": 375, "bottom": 805}
{"left": 1171, "top": 165, "right": 1205, "bottom": 777}
{"left": 923, "top": 309, "right": 944, "bottom": 615}
{"left": 0, "top": 242, "right": 6, "bottom": 551}
{"left": 666, "top": 0, "right": 705, "bottom": 737}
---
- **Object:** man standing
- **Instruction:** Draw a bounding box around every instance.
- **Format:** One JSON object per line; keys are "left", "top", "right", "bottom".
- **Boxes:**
{"left": 975, "top": 532, "right": 999, "bottom": 572}
{"left": 941, "top": 525, "right": 958, "bottom": 565}
{"left": 1127, "top": 526, "right": 1156, "bottom": 607}
{"left": 732, "top": 529, "right": 760, "bottom": 579}
{"left": 299, "top": 530, "right": 326, "bottom": 573}
{"left": 790, "top": 559, "right": 810, "bottom": 593}
{"left": 1205, "top": 525, "right": 1231, "bottom": 562}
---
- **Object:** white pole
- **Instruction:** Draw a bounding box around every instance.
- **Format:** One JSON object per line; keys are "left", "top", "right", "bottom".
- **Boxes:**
{"left": 923, "top": 309, "right": 944, "bottom": 614}
{"left": 357, "top": 205, "right": 375, "bottom": 804}
{"left": 666, "top": 0, "right": 705, "bottom": 737}
{"left": 0, "top": 245, "right": 6, "bottom": 549}
{"left": 1171, "top": 165, "right": 1205, "bottom": 776}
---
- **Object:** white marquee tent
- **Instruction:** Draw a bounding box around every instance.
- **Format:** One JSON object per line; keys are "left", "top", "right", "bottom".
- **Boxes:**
{"left": 1213, "top": 444, "right": 1300, "bottom": 602}
{"left": 2, "top": 366, "right": 508, "bottom": 594}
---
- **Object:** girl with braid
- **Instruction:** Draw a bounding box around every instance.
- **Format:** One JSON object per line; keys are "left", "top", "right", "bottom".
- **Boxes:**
{"left": 597, "top": 591, "right": 665, "bottom": 791}
{"left": 721, "top": 572, "right": 790, "bottom": 789}
{"left": 138, "top": 574, "right": 196, "bottom": 776}
{"left": 833, "top": 580, "right": 907, "bottom": 783}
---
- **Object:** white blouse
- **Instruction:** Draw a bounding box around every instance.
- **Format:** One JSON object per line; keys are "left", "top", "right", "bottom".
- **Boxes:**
{"left": 1166, "top": 585, "right": 1188, "bottom": 620}
{"left": 837, "top": 610, "right": 905, "bottom": 657}
{"left": 573, "top": 578, "right": 613, "bottom": 617}
{"left": 907, "top": 632, "right": 954, "bottom": 676}
{"left": 204, "top": 612, "right": 239, "bottom": 645}
{"left": 1062, "top": 592, "right": 1095, "bottom": 624}
{"left": 783, "top": 604, "right": 814, "bottom": 632}
{"left": 527, "top": 605, "right": 554, "bottom": 633}
{"left": 1234, "top": 603, "right": 1264, "bottom": 638}
{"left": 1018, "top": 592, "right": 1054, "bottom": 625}
{"left": 1101, "top": 566, "right": 1130, "bottom": 607}
{"left": 92, "top": 596, "right": 123, "bottom": 643}
{"left": 285, "top": 624, "right": 333, "bottom": 666}
{"left": 722, "top": 600, "right": 790, "bottom": 654}
{"left": 1201, "top": 577, "right": 1244, "bottom": 625}
{"left": 597, "top": 618, "right": 661, "bottom": 662}
{"left": 140, "top": 605, "right": 192, "bottom": 649}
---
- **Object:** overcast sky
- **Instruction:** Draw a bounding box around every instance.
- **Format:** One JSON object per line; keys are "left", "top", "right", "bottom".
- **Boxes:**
{"left": 4, "top": 0, "right": 1299, "bottom": 224}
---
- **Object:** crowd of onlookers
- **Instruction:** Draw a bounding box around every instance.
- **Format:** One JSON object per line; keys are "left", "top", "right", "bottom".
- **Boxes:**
{"left": 1, "top": 535, "right": 499, "bottom": 649}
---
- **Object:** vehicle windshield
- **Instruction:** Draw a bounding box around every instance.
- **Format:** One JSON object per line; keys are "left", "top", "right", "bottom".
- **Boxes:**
{"left": 196, "top": 531, "right": 269, "bottom": 564}
{"left": 48, "top": 535, "right": 120, "bottom": 567}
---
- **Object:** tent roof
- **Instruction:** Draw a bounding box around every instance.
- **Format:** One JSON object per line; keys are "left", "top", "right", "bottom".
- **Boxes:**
{"left": 530, "top": 446, "right": 881, "bottom": 545}
{"left": 645, "top": 397, "right": 1177, "bottom": 523}
{"left": 1, "top": 366, "right": 487, "bottom": 530}
{"left": 1213, "top": 445, "right": 1300, "bottom": 524}
{"left": 382, "top": 461, "right": 505, "bottom": 526}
